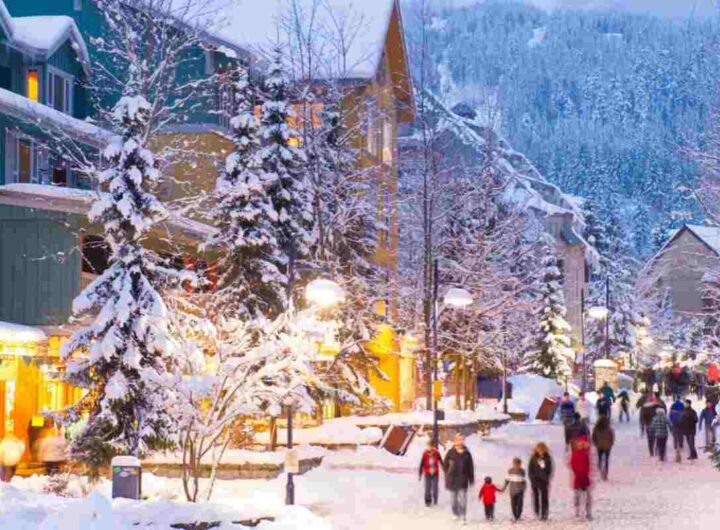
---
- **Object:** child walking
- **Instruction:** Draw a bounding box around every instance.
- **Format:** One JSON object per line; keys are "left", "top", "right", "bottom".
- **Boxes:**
{"left": 418, "top": 440, "right": 444, "bottom": 507}
{"left": 504, "top": 457, "right": 527, "bottom": 522}
{"left": 570, "top": 434, "right": 592, "bottom": 521}
{"left": 478, "top": 476, "right": 504, "bottom": 521}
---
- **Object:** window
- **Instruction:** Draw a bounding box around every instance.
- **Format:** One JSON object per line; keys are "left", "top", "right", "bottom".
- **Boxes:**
{"left": 18, "top": 139, "right": 34, "bottom": 183}
{"left": 52, "top": 159, "right": 69, "bottom": 186}
{"left": 26, "top": 70, "right": 39, "bottom": 102}
{"left": 0, "top": 66, "right": 11, "bottom": 90}
{"left": 382, "top": 119, "right": 393, "bottom": 163}
{"left": 73, "top": 0, "right": 82, "bottom": 10}
{"left": 47, "top": 71, "right": 73, "bottom": 114}
{"left": 365, "top": 97, "right": 377, "bottom": 155}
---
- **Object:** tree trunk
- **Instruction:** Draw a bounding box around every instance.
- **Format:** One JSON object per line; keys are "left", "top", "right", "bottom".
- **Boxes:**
{"left": 269, "top": 416, "right": 278, "bottom": 451}
{"left": 455, "top": 356, "right": 462, "bottom": 410}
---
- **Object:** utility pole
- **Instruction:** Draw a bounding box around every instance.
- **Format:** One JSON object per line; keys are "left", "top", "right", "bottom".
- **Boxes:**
{"left": 432, "top": 258, "right": 440, "bottom": 446}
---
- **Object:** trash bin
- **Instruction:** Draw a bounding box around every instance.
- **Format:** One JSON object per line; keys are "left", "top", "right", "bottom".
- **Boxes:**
{"left": 111, "top": 456, "right": 141, "bottom": 500}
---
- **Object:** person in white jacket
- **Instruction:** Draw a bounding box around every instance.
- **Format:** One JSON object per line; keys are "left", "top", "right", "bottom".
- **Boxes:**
{"left": 577, "top": 392, "right": 592, "bottom": 426}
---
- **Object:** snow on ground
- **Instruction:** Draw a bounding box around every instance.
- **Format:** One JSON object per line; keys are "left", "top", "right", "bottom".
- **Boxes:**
{"left": 145, "top": 445, "right": 328, "bottom": 465}
{"left": 2, "top": 414, "right": 718, "bottom": 529}
{"left": 505, "top": 374, "right": 565, "bottom": 418}
{"left": 253, "top": 421, "right": 384, "bottom": 446}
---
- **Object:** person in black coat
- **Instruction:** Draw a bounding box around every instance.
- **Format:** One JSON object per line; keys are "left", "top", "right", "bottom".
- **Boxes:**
{"left": 444, "top": 433, "right": 475, "bottom": 523}
{"left": 679, "top": 399, "right": 699, "bottom": 460}
{"left": 528, "top": 442, "right": 554, "bottom": 521}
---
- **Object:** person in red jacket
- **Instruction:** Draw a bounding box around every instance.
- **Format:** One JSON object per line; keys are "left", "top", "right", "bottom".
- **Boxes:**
{"left": 478, "top": 476, "right": 505, "bottom": 521}
{"left": 570, "top": 434, "right": 592, "bottom": 521}
{"left": 418, "top": 440, "right": 444, "bottom": 507}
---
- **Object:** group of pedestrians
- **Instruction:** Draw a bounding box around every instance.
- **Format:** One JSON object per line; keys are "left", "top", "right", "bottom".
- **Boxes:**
{"left": 639, "top": 390, "right": 718, "bottom": 462}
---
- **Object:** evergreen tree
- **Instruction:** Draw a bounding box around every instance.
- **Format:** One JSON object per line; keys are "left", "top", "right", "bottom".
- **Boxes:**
{"left": 62, "top": 93, "right": 179, "bottom": 462}
{"left": 260, "top": 47, "right": 313, "bottom": 262}
{"left": 524, "top": 247, "right": 574, "bottom": 382}
{"left": 207, "top": 66, "right": 285, "bottom": 322}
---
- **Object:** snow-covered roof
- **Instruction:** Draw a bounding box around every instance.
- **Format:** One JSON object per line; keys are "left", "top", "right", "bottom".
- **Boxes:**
{"left": 0, "top": 7, "right": 90, "bottom": 76}
{"left": 0, "top": 87, "right": 110, "bottom": 148}
{"left": 593, "top": 359, "right": 618, "bottom": 368}
{"left": 0, "top": 320, "right": 47, "bottom": 344}
{"left": 685, "top": 224, "right": 720, "bottom": 256}
{"left": 207, "top": 0, "right": 398, "bottom": 80}
{"left": 0, "top": 183, "right": 218, "bottom": 242}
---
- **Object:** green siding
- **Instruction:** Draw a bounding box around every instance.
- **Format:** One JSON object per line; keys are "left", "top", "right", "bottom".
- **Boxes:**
{"left": 0, "top": 205, "right": 81, "bottom": 326}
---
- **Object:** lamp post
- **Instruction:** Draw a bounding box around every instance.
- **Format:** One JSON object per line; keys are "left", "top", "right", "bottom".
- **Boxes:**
{"left": 430, "top": 258, "right": 473, "bottom": 446}
{"left": 284, "top": 251, "right": 344, "bottom": 506}
{"left": 604, "top": 277, "right": 611, "bottom": 359}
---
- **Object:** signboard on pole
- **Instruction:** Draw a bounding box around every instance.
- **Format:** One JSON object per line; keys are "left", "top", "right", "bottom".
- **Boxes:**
{"left": 284, "top": 448, "right": 300, "bottom": 474}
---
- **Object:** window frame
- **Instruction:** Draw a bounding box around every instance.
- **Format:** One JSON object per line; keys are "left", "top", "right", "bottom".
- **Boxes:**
{"left": 46, "top": 67, "right": 74, "bottom": 115}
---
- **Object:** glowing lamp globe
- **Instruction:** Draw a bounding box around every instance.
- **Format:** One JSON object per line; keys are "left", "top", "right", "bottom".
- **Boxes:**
{"left": 305, "top": 278, "right": 345, "bottom": 308}
{"left": 444, "top": 287, "right": 473, "bottom": 308}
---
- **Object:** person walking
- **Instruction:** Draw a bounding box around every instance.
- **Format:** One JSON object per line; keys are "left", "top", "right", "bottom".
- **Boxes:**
{"left": 528, "top": 442, "right": 553, "bottom": 521}
{"left": 599, "top": 382, "right": 615, "bottom": 420}
{"left": 650, "top": 408, "right": 672, "bottom": 462}
{"left": 570, "top": 434, "right": 592, "bottom": 521}
{"left": 418, "top": 440, "right": 443, "bottom": 507}
{"left": 641, "top": 393, "right": 659, "bottom": 455}
{"left": 699, "top": 400, "right": 718, "bottom": 451}
{"left": 445, "top": 433, "right": 475, "bottom": 524}
{"left": 596, "top": 396, "right": 611, "bottom": 420}
{"left": 679, "top": 399, "right": 699, "bottom": 460}
{"left": 591, "top": 416, "right": 615, "bottom": 480}
{"left": 0, "top": 435, "right": 25, "bottom": 482}
{"left": 38, "top": 431, "right": 68, "bottom": 476}
{"left": 503, "top": 457, "right": 527, "bottom": 522}
{"left": 560, "top": 392, "right": 576, "bottom": 444}
{"left": 669, "top": 398, "right": 685, "bottom": 461}
{"left": 478, "top": 476, "right": 504, "bottom": 521}
{"left": 577, "top": 392, "right": 592, "bottom": 426}
{"left": 618, "top": 390, "right": 630, "bottom": 423}
{"left": 565, "top": 412, "right": 589, "bottom": 448}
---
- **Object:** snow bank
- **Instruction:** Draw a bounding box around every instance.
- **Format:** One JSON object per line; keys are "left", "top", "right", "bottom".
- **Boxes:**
{"left": 254, "top": 421, "right": 383, "bottom": 446}
{"left": 1, "top": 475, "right": 330, "bottom": 530}
{"left": 145, "top": 445, "right": 327, "bottom": 465}
{"left": 505, "top": 375, "right": 564, "bottom": 418}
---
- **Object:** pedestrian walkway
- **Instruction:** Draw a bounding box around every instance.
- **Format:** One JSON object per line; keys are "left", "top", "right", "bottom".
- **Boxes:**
{"left": 309, "top": 416, "right": 720, "bottom": 530}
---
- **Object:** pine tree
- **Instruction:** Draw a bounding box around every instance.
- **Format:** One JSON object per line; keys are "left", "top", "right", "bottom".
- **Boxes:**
{"left": 62, "top": 93, "right": 179, "bottom": 463}
{"left": 259, "top": 47, "right": 313, "bottom": 262}
{"left": 524, "top": 247, "right": 574, "bottom": 382}
{"left": 582, "top": 199, "right": 608, "bottom": 260}
{"left": 207, "top": 66, "right": 285, "bottom": 322}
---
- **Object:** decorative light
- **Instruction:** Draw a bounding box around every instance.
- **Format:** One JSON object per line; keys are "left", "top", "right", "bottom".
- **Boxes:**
{"left": 444, "top": 287, "right": 473, "bottom": 308}
{"left": 305, "top": 278, "right": 345, "bottom": 308}
{"left": 588, "top": 306, "right": 609, "bottom": 320}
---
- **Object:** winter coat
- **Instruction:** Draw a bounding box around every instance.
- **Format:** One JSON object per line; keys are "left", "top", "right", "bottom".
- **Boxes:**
{"left": 591, "top": 424, "right": 615, "bottom": 451}
{"left": 596, "top": 398, "right": 611, "bottom": 417}
{"left": 504, "top": 467, "right": 527, "bottom": 497}
{"left": 570, "top": 436, "right": 591, "bottom": 490}
{"left": 38, "top": 435, "right": 68, "bottom": 464}
{"left": 600, "top": 384, "right": 615, "bottom": 402}
{"left": 640, "top": 401, "right": 658, "bottom": 426}
{"left": 708, "top": 363, "right": 720, "bottom": 385}
{"left": 565, "top": 419, "right": 589, "bottom": 445}
{"left": 618, "top": 391, "right": 630, "bottom": 411}
{"left": 669, "top": 401, "right": 685, "bottom": 427}
{"left": 419, "top": 448, "right": 443, "bottom": 477}
{"left": 528, "top": 453, "right": 553, "bottom": 485}
{"left": 679, "top": 407, "right": 698, "bottom": 436}
{"left": 479, "top": 483, "right": 501, "bottom": 505}
{"left": 559, "top": 400, "right": 576, "bottom": 424}
{"left": 445, "top": 446, "right": 475, "bottom": 491}
{"left": 650, "top": 412, "right": 672, "bottom": 439}
{"left": 576, "top": 399, "right": 591, "bottom": 420}
{"left": 699, "top": 406, "right": 718, "bottom": 431}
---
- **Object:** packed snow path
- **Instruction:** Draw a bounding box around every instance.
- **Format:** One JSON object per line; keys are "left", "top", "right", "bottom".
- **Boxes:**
{"left": 298, "top": 417, "right": 720, "bottom": 529}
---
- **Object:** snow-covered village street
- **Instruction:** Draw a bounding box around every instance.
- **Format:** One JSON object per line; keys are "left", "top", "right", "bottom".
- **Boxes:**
{"left": 2, "top": 409, "right": 719, "bottom": 529}
{"left": 2, "top": 0, "right": 720, "bottom": 528}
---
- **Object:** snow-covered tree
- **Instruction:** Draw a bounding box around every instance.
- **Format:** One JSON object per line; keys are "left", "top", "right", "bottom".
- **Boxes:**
{"left": 260, "top": 47, "right": 313, "bottom": 261}
{"left": 524, "top": 247, "right": 574, "bottom": 382}
{"left": 206, "top": 66, "right": 286, "bottom": 323}
{"left": 62, "top": 94, "right": 180, "bottom": 464}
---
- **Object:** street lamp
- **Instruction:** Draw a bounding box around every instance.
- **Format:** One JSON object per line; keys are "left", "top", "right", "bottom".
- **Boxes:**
{"left": 285, "top": 255, "right": 344, "bottom": 506}
{"left": 430, "top": 258, "right": 473, "bottom": 446}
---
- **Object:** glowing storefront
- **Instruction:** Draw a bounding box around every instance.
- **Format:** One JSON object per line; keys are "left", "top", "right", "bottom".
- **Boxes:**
{"left": 0, "top": 322, "right": 80, "bottom": 460}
